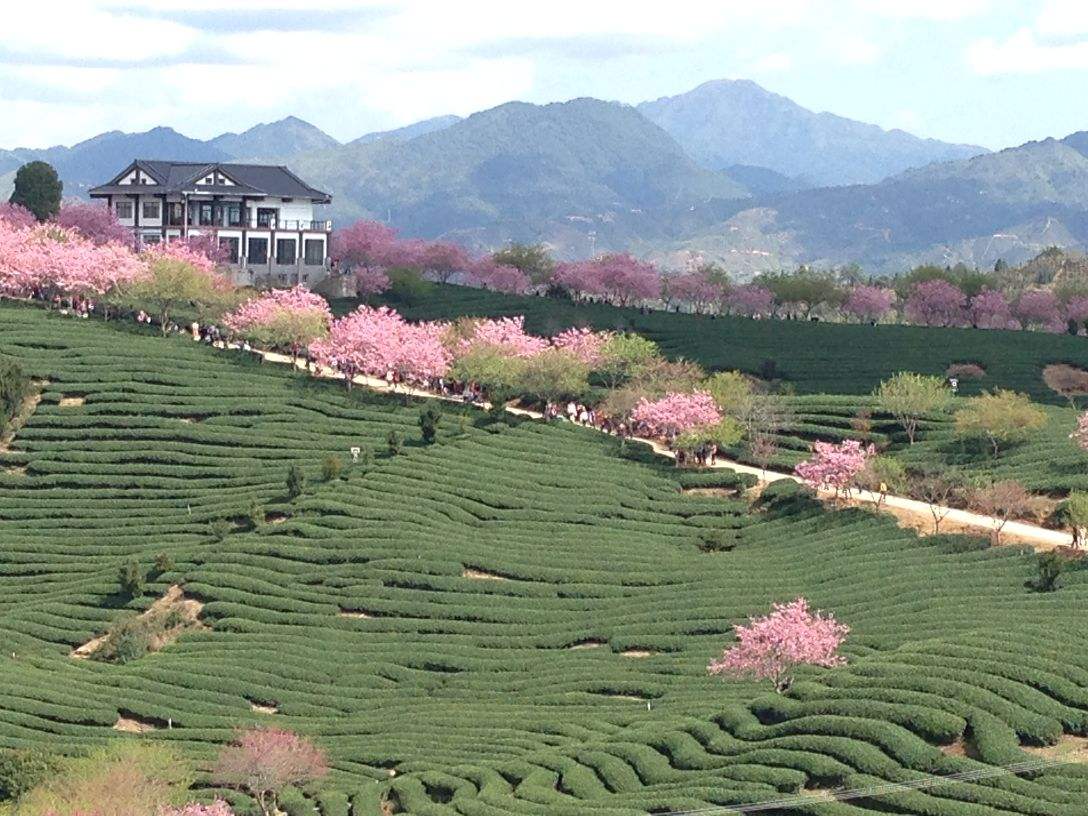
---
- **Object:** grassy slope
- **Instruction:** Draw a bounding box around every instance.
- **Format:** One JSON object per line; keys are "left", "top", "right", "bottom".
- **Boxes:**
{"left": 362, "top": 284, "right": 1088, "bottom": 403}
{"left": 1, "top": 304, "right": 1087, "bottom": 814}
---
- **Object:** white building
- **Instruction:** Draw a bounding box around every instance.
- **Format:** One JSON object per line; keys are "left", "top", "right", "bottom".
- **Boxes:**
{"left": 90, "top": 160, "right": 333, "bottom": 286}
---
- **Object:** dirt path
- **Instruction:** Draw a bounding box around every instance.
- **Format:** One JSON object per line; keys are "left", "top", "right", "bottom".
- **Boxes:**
{"left": 228, "top": 343, "right": 1075, "bottom": 551}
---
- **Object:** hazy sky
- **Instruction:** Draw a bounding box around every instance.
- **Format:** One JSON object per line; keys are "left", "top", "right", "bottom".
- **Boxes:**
{"left": 2, "top": 0, "right": 1086, "bottom": 151}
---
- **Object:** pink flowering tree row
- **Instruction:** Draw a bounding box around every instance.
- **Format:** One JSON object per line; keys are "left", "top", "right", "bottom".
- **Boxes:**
{"left": 794, "top": 439, "right": 875, "bottom": 497}
{"left": 630, "top": 391, "right": 722, "bottom": 437}
{"left": 708, "top": 597, "right": 850, "bottom": 693}
{"left": 224, "top": 285, "right": 333, "bottom": 361}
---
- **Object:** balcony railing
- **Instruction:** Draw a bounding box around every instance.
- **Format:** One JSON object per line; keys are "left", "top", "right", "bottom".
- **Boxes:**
{"left": 173, "top": 216, "right": 333, "bottom": 232}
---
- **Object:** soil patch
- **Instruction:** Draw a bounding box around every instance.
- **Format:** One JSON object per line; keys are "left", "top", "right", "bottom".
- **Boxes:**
{"left": 682, "top": 487, "right": 739, "bottom": 498}
{"left": 71, "top": 584, "right": 205, "bottom": 660}
{"left": 567, "top": 639, "right": 606, "bottom": 650}
{"left": 462, "top": 567, "right": 507, "bottom": 581}
{"left": 620, "top": 649, "right": 657, "bottom": 658}
{"left": 265, "top": 512, "right": 290, "bottom": 524}
{"left": 113, "top": 713, "right": 157, "bottom": 733}
{"left": 4, "top": 466, "right": 27, "bottom": 477}
{"left": 339, "top": 608, "right": 375, "bottom": 619}
{"left": 1023, "top": 735, "right": 1088, "bottom": 763}
{"left": 249, "top": 700, "right": 279, "bottom": 715}
{"left": 58, "top": 396, "right": 85, "bottom": 408}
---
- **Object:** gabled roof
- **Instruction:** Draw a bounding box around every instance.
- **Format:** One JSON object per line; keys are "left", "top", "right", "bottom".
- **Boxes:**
{"left": 89, "top": 159, "right": 331, "bottom": 203}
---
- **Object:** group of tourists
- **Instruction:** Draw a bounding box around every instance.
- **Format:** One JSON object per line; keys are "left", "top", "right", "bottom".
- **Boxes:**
{"left": 674, "top": 441, "right": 720, "bottom": 467}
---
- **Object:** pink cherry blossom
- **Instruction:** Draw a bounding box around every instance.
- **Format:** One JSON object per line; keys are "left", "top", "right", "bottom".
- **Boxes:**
{"left": 455, "top": 316, "right": 549, "bottom": 358}
{"left": 724, "top": 284, "right": 775, "bottom": 318}
{"left": 550, "top": 326, "right": 612, "bottom": 366}
{"left": 904, "top": 279, "right": 966, "bottom": 327}
{"left": 1065, "top": 296, "right": 1088, "bottom": 327}
{"left": 968, "top": 288, "right": 1014, "bottom": 329}
{"left": 0, "top": 202, "right": 36, "bottom": 229}
{"left": 224, "top": 285, "right": 332, "bottom": 356}
{"left": 469, "top": 258, "right": 532, "bottom": 294}
{"left": 708, "top": 597, "right": 849, "bottom": 693}
{"left": 842, "top": 285, "right": 895, "bottom": 322}
{"left": 309, "top": 305, "right": 451, "bottom": 385}
{"left": 666, "top": 270, "right": 723, "bottom": 312}
{"left": 554, "top": 253, "right": 662, "bottom": 306}
{"left": 53, "top": 201, "right": 132, "bottom": 247}
{"left": 794, "top": 438, "right": 874, "bottom": 495}
{"left": 1015, "top": 289, "right": 1064, "bottom": 331}
{"left": 630, "top": 391, "right": 722, "bottom": 437}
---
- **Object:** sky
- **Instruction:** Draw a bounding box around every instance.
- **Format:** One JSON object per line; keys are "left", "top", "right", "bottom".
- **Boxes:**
{"left": 2, "top": 0, "right": 1087, "bottom": 151}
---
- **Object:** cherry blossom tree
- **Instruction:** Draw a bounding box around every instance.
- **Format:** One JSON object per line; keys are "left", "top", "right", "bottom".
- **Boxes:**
{"left": 224, "top": 285, "right": 332, "bottom": 361}
{"left": 1065, "top": 296, "right": 1088, "bottom": 329}
{"left": 666, "top": 270, "right": 723, "bottom": 313}
{"left": 453, "top": 316, "right": 549, "bottom": 359}
{"left": 309, "top": 305, "right": 451, "bottom": 387}
{"left": 1015, "top": 289, "right": 1064, "bottom": 331}
{"left": 213, "top": 727, "right": 327, "bottom": 816}
{"left": 554, "top": 254, "right": 661, "bottom": 306}
{"left": 724, "top": 284, "right": 775, "bottom": 318}
{"left": 842, "top": 285, "right": 895, "bottom": 322}
{"left": 414, "top": 240, "right": 473, "bottom": 284}
{"left": 630, "top": 391, "right": 722, "bottom": 438}
{"left": 968, "top": 288, "right": 1015, "bottom": 329}
{"left": 550, "top": 326, "right": 612, "bottom": 366}
{"left": 52, "top": 201, "right": 132, "bottom": 246}
{"left": 469, "top": 258, "right": 532, "bottom": 294}
{"left": 794, "top": 438, "right": 875, "bottom": 497}
{"left": 0, "top": 202, "right": 36, "bottom": 229}
{"left": 904, "top": 279, "right": 966, "bottom": 327}
{"left": 708, "top": 597, "right": 849, "bottom": 693}
{"left": 330, "top": 220, "right": 405, "bottom": 296}
{"left": 171, "top": 233, "right": 232, "bottom": 265}
{"left": 126, "top": 243, "right": 233, "bottom": 333}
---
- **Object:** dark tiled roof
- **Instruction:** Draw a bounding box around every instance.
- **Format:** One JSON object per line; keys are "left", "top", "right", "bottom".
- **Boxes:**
{"left": 89, "top": 160, "right": 330, "bottom": 202}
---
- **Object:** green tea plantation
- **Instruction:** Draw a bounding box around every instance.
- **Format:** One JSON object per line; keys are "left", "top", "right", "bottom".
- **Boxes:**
{"left": 365, "top": 284, "right": 1088, "bottom": 402}
{"left": 1, "top": 303, "right": 1087, "bottom": 815}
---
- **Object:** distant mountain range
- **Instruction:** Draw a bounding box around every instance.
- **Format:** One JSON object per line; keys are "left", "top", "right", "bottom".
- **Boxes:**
{"left": 638, "top": 79, "right": 986, "bottom": 186}
{"left": 5, "top": 78, "right": 1088, "bottom": 275}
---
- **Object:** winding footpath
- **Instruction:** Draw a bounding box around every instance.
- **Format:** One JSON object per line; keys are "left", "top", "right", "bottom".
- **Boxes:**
{"left": 232, "top": 341, "right": 1076, "bottom": 552}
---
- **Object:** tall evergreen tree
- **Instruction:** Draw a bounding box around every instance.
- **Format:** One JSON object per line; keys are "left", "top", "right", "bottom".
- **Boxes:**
{"left": 9, "top": 161, "right": 62, "bottom": 222}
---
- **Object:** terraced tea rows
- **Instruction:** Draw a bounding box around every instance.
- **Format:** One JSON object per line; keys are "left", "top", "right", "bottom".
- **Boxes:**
{"left": 367, "top": 285, "right": 1088, "bottom": 402}
{"left": 1, "top": 303, "right": 1087, "bottom": 815}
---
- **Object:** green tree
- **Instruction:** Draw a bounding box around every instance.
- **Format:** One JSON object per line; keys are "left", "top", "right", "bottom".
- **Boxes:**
{"left": 386, "top": 429, "right": 402, "bottom": 456}
{"left": 152, "top": 552, "right": 174, "bottom": 577}
{"left": 418, "top": 406, "right": 442, "bottom": 444}
{"left": 9, "top": 161, "right": 62, "bottom": 221}
{"left": 0, "top": 747, "right": 63, "bottom": 801}
{"left": 954, "top": 390, "right": 1047, "bottom": 457}
{"left": 491, "top": 243, "right": 556, "bottom": 285}
{"left": 0, "top": 356, "right": 30, "bottom": 434}
{"left": 875, "top": 372, "right": 951, "bottom": 445}
{"left": 123, "top": 255, "right": 232, "bottom": 335}
{"left": 118, "top": 560, "right": 145, "bottom": 598}
{"left": 286, "top": 464, "right": 305, "bottom": 499}
{"left": 517, "top": 349, "right": 589, "bottom": 402}
{"left": 321, "top": 455, "right": 343, "bottom": 481}
{"left": 595, "top": 333, "right": 661, "bottom": 389}
{"left": 1032, "top": 551, "right": 1065, "bottom": 592}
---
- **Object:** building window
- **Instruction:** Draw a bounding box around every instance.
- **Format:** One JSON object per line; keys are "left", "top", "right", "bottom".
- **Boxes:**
{"left": 167, "top": 203, "right": 184, "bottom": 226}
{"left": 115, "top": 201, "right": 133, "bottom": 219}
{"left": 220, "top": 237, "right": 240, "bottom": 264}
{"left": 257, "top": 207, "right": 278, "bottom": 228}
{"left": 140, "top": 234, "right": 161, "bottom": 246}
{"left": 303, "top": 239, "right": 325, "bottom": 265}
{"left": 226, "top": 203, "right": 242, "bottom": 227}
{"left": 275, "top": 239, "right": 297, "bottom": 265}
{"left": 142, "top": 200, "right": 160, "bottom": 220}
{"left": 198, "top": 204, "right": 214, "bottom": 226}
{"left": 248, "top": 238, "right": 268, "bottom": 265}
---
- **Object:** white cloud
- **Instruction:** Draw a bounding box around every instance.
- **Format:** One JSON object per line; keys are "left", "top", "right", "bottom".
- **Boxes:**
{"left": 832, "top": 34, "right": 882, "bottom": 65}
{"left": 1036, "top": 0, "right": 1088, "bottom": 37}
{"left": 856, "top": 0, "right": 990, "bottom": 20}
{"left": 967, "top": 27, "right": 1088, "bottom": 74}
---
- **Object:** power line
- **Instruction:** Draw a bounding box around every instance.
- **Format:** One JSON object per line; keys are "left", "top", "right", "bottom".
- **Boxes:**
{"left": 660, "top": 757, "right": 1078, "bottom": 816}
